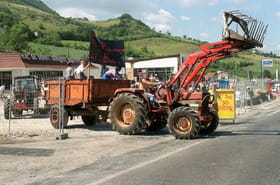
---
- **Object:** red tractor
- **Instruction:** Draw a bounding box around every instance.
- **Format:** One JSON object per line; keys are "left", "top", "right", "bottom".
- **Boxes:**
{"left": 4, "top": 76, "right": 47, "bottom": 119}
{"left": 108, "top": 11, "right": 268, "bottom": 139}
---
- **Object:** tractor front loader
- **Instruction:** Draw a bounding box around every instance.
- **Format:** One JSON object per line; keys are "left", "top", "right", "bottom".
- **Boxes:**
{"left": 109, "top": 11, "right": 268, "bottom": 139}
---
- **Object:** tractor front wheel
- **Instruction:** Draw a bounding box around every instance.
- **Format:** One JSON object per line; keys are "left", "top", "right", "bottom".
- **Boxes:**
{"left": 49, "top": 104, "right": 69, "bottom": 129}
{"left": 167, "top": 106, "right": 200, "bottom": 139}
{"left": 109, "top": 93, "right": 146, "bottom": 135}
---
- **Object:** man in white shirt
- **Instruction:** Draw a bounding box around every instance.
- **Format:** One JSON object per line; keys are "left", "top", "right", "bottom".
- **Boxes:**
{"left": 74, "top": 59, "right": 90, "bottom": 79}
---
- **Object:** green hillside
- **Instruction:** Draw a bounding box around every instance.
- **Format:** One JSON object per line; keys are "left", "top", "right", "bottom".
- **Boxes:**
{"left": 0, "top": 0, "right": 58, "bottom": 15}
{"left": 0, "top": 0, "right": 279, "bottom": 79}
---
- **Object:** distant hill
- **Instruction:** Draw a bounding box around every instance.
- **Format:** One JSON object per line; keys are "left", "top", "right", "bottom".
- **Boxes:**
{"left": 0, "top": 0, "right": 278, "bottom": 79}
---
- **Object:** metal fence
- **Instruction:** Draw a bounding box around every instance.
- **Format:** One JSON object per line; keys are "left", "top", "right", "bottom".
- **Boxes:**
{"left": 0, "top": 76, "right": 68, "bottom": 139}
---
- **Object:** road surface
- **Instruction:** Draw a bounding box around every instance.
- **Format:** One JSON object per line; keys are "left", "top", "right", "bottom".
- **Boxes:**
{"left": 28, "top": 100, "right": 280, "bottom": 185}
{"left": 0, "top": 99, "right": 279, "bottom": 185}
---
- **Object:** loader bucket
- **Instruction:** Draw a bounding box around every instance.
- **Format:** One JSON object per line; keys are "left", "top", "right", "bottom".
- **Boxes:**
{"left": 222, "top": 10, "right": 268, "bottom": 48}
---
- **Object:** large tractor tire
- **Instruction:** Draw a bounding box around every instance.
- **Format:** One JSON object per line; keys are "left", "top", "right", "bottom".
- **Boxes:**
{"left": 82, "top": 115, "right": 98, "bottom": 126}
{"left": 4, "top": 100, "right": 11, "bottom": 119}
{"left": 49, "top": 104, "right": 69, "bottom": 129}
{"left": 109, "top": 92, "right": 147, "bottom": 135}
{"left": 200, "top": 109, "right": 219, "bottom": 135}
{"left": 167, "top": 106, "right": 201, "bottom": 139}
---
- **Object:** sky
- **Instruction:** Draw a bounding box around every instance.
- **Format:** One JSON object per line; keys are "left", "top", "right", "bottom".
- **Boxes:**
{"left": 41, "top": 0, "right": 280, "bottom": 55}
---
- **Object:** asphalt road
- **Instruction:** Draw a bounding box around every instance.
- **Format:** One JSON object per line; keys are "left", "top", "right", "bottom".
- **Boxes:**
{"left": 29, "top": 100, "right": 280, "bottom": 185}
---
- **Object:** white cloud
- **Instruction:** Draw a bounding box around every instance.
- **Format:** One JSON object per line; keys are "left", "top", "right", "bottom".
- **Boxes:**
{"left": 152, "top": 24, "right": 172, "bottom": 32}
{"left": 144, "top": 9, "right": 176, "bottom": 24}
{"left": 276, "top": 12, "right": 280, "bottom": 18}
{"left": 57, "top": 8, "right": 96, "bottom": 20}
{"left": 181, "top": 16, "right": 191, "bottom": 21}
{"left": 143, "top": 9, "right": 176, "bottom": 32}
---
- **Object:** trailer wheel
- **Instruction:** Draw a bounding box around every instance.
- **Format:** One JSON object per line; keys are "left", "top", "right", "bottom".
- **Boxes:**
{"left": 49, "top": 104, "right": 69, "bottom": 129}
{"left": 109, "top": 93, "right": 146, "bottom": 135}
{"left": 4, "top": 100, "right": 11, "bottom": 119}
{"left": 167, "top": 106, "right": 200, "bottom": 139}
{"left": 200, "top": 109, "right": 219, "bottom": 135}
{"left": 82, "top": 115, "right": 98, "bottom": 126}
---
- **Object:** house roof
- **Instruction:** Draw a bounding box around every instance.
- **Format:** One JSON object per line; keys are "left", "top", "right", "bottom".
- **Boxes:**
{"left": 0, "top": 53, "right": 99, "bottom": 69}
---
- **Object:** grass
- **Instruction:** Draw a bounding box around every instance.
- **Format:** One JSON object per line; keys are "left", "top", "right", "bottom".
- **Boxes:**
{"left": 126, "top": 37, "right": 200, "bottom": 56}
{"left": 28, "top": 42, "right": 88, "bottom": 59}
{"left": 61, "top": 40, "right": 89, "bottom": 48}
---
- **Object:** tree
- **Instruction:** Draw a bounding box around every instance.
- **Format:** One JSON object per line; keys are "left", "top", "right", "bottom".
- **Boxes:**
{"left": 263, "top": 69, "right": 272, "bottom": 78}
{"left": 0, "top": 24, "right": 33, "bottom": 52}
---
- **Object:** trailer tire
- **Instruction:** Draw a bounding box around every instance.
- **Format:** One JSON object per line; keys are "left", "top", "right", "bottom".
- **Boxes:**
{"left": 49, "top": 104, "right": 69, "bottom": 129}
{"left": 109, "top": 93, "right": 146, "bottom": 135}
{"left": 82, "top": 115, "right": 98, "bottom": 126}
{"left": 200, "top": 109, "right": 219, "bottom": 135}
{"left": 167, "top": 106, "right": 200, "bottom": 139}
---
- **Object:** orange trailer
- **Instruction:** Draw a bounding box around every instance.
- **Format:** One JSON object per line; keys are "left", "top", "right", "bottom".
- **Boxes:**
{"left": 45, "top": 79, "right": 130, "bottom": 128}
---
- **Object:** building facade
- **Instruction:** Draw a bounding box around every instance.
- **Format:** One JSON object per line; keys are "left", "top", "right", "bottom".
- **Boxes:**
{"left": 125, "top": 54, "right": 187, "bottom": 82}
{"left": 0, "top": 53, "right": 98, "bottom": 90}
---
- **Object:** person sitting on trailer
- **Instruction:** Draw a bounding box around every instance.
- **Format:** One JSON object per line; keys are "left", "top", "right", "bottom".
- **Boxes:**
{"left": 102, "top": 66, "right": 123, "bottom": 80}
{"left": 74, "top": 59, "right": 90, "bottom": 79}
{"left": 65, "top": 62, "right": 74, "bottom": 79}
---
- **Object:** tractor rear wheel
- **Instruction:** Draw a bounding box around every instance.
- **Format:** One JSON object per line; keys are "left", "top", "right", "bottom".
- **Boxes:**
{"left": 82, "top": 115, "right": 98, "bottom": 126}
{"left": 200, "top": 109, "right": 219, "bottom": 135}
{"left": 109, "top": 93, "right": 146, "bottom": 135}
{"left": 49, "top": 104, "right": 69, "bottom": 129}
{"left": 167, "top": 106, "right": 200, "bottom": 139}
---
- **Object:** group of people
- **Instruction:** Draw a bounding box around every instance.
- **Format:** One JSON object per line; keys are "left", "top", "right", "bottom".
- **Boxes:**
{"left": 65, "top": 59, "right": 90, "bottom": 80}
{"left": 65, "top": 59, "right": 123, "bottom": 80}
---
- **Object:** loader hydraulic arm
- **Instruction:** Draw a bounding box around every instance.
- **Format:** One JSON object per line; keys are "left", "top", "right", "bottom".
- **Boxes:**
{"left": 166, "top": 10, "right": 268, "bottom": 105}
